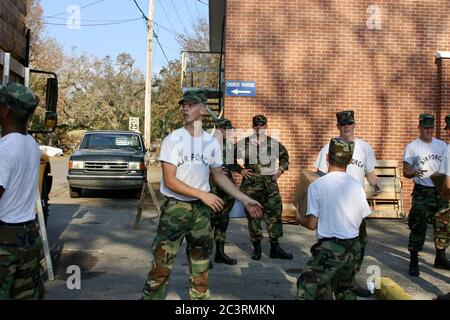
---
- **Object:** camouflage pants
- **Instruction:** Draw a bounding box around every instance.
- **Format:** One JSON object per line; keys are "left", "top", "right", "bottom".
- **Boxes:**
{"left": 142, "top": 198, "right": 213, "bottom": 300}
{"left": 296, "top": 237, "right": 361, "bottom": 300}
{"left": 354, "top": 219, "right": 367, "bottom": 273}
{"left": 408, "top": 185, "right": 450, "bottom": 252}
{"left": 240, "top": 176, "right": 283, "bottom": 243}
{"left": 0, "top": 224, "right": 44, "bottom": 300}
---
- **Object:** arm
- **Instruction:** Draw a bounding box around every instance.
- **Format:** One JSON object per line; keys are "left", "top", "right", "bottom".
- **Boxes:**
{"left": 403, "top": 161, "right": 426, "bottom": 179}
{"left": 162, "top": 162, "right": 224, "bottom": 212}
{"left": 440, "top": 175, "right": 450, "bottom": 200}
{"left": 366, "top": 171, "right": 382, "bottom": 195}
{"left": 211, "top": 167, "right": 263, "bottom": 218}
{"left": 273, "top": 141, "right": 289, "bottom": 181}
{"left": 296, "top": 207, "right": 318, "bottom": 230}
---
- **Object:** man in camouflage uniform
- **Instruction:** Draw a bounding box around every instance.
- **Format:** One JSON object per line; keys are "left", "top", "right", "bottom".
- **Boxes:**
{"left": 433, "top": 115, "right": 450, "bottom": 270}
{"left": 142, "top": 90, "right": 262, "bottom": 300}
{"left": 0, "top": 83, "right": 44, "bottom": 300}
{"left": 236, "top": 115, "right": 292, "bottom": 260}
{"left": 403, "top": 114, "right": 450, "bottom": 276}
{"left": 209, "top": 118, "right": 242, "bottom": 267}
{"left": 296, "top": 138, "right": 371, "bottom": 300}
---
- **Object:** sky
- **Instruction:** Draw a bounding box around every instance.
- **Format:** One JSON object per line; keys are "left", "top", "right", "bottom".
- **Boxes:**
{"left": 40, "top": 0, "right": 209, "bottom": 73}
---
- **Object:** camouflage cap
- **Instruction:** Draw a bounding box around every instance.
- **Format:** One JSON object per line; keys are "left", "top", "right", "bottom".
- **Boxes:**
{"left": 328, "top": 137, "right": 355, "bottom": 166}
{"left": 0, "top": 83, "right": 39, "bottom": 118}
{"left": 178, "top": 89, "right": 207, "bottom": 105}
{"left": 419, "top": 113, "right": 435, "bottom": 127}
{"left": 216, "top": 118, "right": 234, "bottom": 129}
{"left": 252, "top": 114, "right": 267, "bottom": 126}
{"left": 336, "top": 110, "right": 355, "bottom": 125}
{"left": 445, "top": 115, "right": 450, "bottom": 130}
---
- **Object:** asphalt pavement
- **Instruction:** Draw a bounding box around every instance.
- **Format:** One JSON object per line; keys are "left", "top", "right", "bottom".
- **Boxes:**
{"left": 43, "top": 157, "right": 450, "bottom": 300}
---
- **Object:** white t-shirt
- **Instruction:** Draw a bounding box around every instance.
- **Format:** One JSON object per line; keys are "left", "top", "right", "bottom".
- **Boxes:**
{"left": 0, "top": 133, "right": 41, "bottom": 223}
{"left": 403, "top": 138, "right": 447, "bottom": 187}
{"left": 159, "top": 127, "right": 223, "bottom": 201}
{"left": 438, "top": 144, "right": 450, "bottom": 176}
{"left": 315, "top": 138, "right": 377, "bottom": 186}
{"left": 307, "top": 171, "right": 372, "bottom": 239}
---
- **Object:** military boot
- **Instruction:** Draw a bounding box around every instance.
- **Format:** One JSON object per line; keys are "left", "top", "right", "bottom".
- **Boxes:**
{"left": 409, "top": 250, "right": 420, "bottom": 277}
{"left": 434, "top": 249, "right": 450, "bottom": 270}
{"left": 251, "top": 241, "right": 262, "bottom": 260}
{"left": 270, "top": 242, "right": 293, "bottom": 260}
{"left": 215, "top": 241, "right": 237, "bottom": 265}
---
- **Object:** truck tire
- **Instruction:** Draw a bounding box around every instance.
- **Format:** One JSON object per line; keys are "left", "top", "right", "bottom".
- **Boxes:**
{"left": 69, "top": 186, "right": 81, "bottom": 198}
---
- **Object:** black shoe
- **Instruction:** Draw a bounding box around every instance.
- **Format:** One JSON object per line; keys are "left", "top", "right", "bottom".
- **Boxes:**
{"left": 251, "top": 241, "right": 261, "bottom": 260}
{"left": 350, "top": 280, "right": 372, "bottom": 298}
{"left": 215, "top": 241, "right": 237, "bottom": 265}
{"left": 434, "top": 249, "right": 450, "bottom": 270}
{"left": 270, "top": 242, "right": 293, "bottom": 260}
{"left": 409, "top": 251, "right": 420, "bottom": 277}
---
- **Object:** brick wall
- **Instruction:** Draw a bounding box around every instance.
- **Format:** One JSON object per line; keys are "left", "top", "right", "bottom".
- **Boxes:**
{"left": 223, "top": 0, "right": 450, "bottom": 214}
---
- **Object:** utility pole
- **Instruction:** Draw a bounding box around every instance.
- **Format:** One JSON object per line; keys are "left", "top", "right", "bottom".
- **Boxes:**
{"left": 144, "top": 0, "right": 155, "bottom": 150}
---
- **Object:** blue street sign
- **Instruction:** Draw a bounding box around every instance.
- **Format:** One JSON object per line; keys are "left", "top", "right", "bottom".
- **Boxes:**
{"left": 225, "top": 80, "right": 256, "bottom": 97}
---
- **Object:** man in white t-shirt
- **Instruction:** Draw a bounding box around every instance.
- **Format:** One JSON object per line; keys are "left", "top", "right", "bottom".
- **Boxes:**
{"left": 297, "top": 138, "right": 371, "bottom": 300}
{"left": 403, "top": 114, "right": 449, "bottom": 276}
{"left": 142, "top": 89, "right": 263, "bottom": 300}
{"left": 314, "top": 110, "right": 380, "bottom": 296}
{"left": 431, "top": 115, "right": 450, "bottom": 272}
{"left": 0, "top": 83, "right": 43, "bottom": 300}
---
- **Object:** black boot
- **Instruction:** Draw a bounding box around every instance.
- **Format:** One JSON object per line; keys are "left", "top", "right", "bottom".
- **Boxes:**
{"left": 251, "top": 241, "right": 262, "bottom": 260}
{"left": 270, "top": 242, "right": 293, "bottom": 260}
{"left": 409, "top": 250, "right": 420, "bottom": 277}
{"left": 434, "top": 249, "right": 450, "bottom": 270}
{"left": 215, "top": 241, "right": 237, "bottom": 265}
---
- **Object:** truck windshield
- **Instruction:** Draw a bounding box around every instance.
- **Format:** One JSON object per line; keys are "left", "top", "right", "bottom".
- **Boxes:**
{"left": 80, "top": 133, "right": 142, "bottom": 151}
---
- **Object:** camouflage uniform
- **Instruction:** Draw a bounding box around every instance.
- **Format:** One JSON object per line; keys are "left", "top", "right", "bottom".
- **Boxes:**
{"left": 408, "top": 185, "right": 449, "bottom": 252}
{"left": 142, "top": 198, "right": 213, "bottom": 300}
{"left": 237, "top": 131, "right": 289, "bottom": 244}
{"left": 296, "top": 238, "right": 361, "bottom": 300}
{"left": 0, "top": 223, "right": 44, "bottom": 300}
{"left": 0, "top": 83, "right": 43, "bottom": 300}
{"left": 297, "top": 138, "right": 366, "bottom": 300}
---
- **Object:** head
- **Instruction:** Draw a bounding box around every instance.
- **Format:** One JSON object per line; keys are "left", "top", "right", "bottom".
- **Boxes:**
{"left": 178, "top": 89, "right": 208, "bottom": 125}
{"left": 444, "top": 115, "right": 450, "bottom": 136}
{"left": 252, "top": 114, "right": 267, "bottom": 136}
{"left": 336, "top": 110, "right": 355, "bottom": 140}
{"left": 327, "top": 137, "right": 355, "bottom": 169}
{"left": 0, "top": 83, "right": 39, "bottom": 135}
{"left": 216, "top": 118, "right": 234, "bottom": 137}
{"left": 418, "top": 113, "right": 435, "bottom": 142}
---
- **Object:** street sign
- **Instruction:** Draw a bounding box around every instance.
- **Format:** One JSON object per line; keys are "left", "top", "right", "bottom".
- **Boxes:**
{"left": 129, "top": 117, "right": 140, "bottom": 132}
{"left": 225, "top": 80, "right": 256, "bottom": 97}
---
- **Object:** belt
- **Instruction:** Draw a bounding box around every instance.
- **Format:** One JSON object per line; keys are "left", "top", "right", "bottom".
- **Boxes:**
{"left": 318, "top": 236, "right": 358, "bottom": 244}
{"left": 0, "top": 219, "right": 36, "bottom": 227}
{"left": 414, "top": 184, "right": 435, "bottom": 190}
{"left": 165, "top": 197, "right": 201, "bottom": 204}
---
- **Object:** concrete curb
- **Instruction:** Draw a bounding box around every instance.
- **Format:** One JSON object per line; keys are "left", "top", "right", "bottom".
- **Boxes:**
{"left": 376, "top": 277, "right": 413, "bottom": 300}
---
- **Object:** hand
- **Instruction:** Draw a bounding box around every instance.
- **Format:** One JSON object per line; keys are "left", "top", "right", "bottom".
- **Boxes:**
{"left": 243, "top": 198, "right": 263, "bottom": 219}
{"left": 415, "top": 168, "right": 427, "bottom": 178}
{"left": 241, "top": 169, "right": 254, "bottom": 179}
{"left": 272, "top": 169, "right": 283, "bottom": 181}
{"left": 373, "top": 183, "right": 382, "bottom": 196}
{"left": 200, "top": 192, "right": 224, "bottom": 213}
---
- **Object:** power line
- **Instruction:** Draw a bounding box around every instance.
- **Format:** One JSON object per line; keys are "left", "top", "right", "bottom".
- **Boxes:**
{"left": 193, "top": 0, "right": 202, "bottom": 20}
{"left": 197, "top": 0, "right": 208, "bottom": 5}
{"left": 183, "top": 0, "right": 196, "bottom": 27}
{"left": 42, "top": 18, "right": 142, "bottom": 27}
{"left": 132, "top": 0, "right": 171, "bottom": 65}
{"left": 45, "top": 0, "right": 106, "bottom": 18}
{"left": 157, "top": 0, "right": 177, "bottom": 36}
{"left": 169, "top": 0, "right": 188, "bottom": 33}
{"left": 45, "top": 16, "right": 140, "bottom": 23}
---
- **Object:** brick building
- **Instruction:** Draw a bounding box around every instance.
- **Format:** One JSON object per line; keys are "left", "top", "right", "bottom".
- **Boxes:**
{"left": 207, "top": 0, "right": 450, "bottom": 217}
